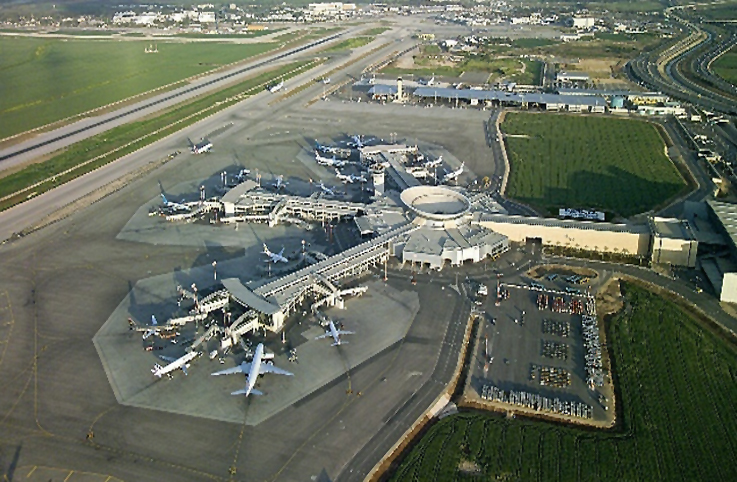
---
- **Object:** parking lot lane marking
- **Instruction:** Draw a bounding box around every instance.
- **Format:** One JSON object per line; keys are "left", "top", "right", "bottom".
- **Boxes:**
{"left": 63, "top": 471, "right": 74, "bottom": 482}
{"left": 25, "top": 466, "right": 37, "bottom": 478}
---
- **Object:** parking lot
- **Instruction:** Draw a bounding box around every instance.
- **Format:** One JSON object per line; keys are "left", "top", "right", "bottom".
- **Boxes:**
{"left": 464, "top": 273, "right": 614, "bottom": 425}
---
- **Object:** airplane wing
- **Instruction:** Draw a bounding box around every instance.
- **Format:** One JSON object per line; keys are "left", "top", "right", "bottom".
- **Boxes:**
{"left": 315, "top": 332, "right": 331, "bottom": 340}
{"left": 259, "top": 364, "right": 293, "bottom": 376}
{"left": 336, "top": 330, "right": 355, "bottom": 336}
{"left": 211, "top": 363, "right": 250, "bottom": 376}
{"left": 231, "top": 388, "right": 263, "bottom": 396}
{"left": 158, "top": 355, "right": 177, "bottom": 363}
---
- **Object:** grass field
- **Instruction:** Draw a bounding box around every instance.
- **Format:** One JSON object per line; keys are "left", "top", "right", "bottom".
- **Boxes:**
{"left": 502, "top": 113, "right": 686, "bottom": 217}
{"left": 0, "top": 59, "right": 319, "bottom": 212}
{"left": 389, "top": 283, "right": 737, "bottom": 481}
{"left": 712, "top": 46, "right": 737, "bottom": 87}
{"left": 0, "top": 37, "right": 276, "bottom": 139}
{"left": 323, "top": 36, "right": 374, "bottom": 52}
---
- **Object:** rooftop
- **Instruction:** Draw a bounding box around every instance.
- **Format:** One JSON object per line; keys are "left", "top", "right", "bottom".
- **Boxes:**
{"left": 401, "top": 185, "right": 471, "bottom": 221}
{"left": 480, "top": 213, "right": 651, "bottom": 234}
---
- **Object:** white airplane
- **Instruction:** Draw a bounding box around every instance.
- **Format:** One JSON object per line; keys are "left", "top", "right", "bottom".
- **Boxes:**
{"left": 424, "top": 155, "right": 443, "bottom": 169}
{"left": 347, "top": 135, "right": 374, "bottom": 148}
{"left": 315, "top": 140, "right": 341, "bottom": 155}
{"left": 269, "top": 79, "right": 284, "bottom": 93}
{"left": 191, "top": 139, "right": 213, "bottom": 154}
{"left": 322, "top": 77, "right": 331, "bottom": 84}
{"left": 442, "top": 162, "right": 465, "bottom": 183}
{"left": 315, "top": 319, "right": 354, "bottom": 346}
{"left": 427, "top": 75, "right": 436, "bottom": 86}
{"left": 211, "top": 343, "right": 293, "bottom": 396}
{"left": 273, "top": 175, "right": 288, "bottom": 190}
{"left": 263, "top": 243, "right": 288, "bottom": 263}
{"left": 316, "top": 152, "right": 346, "bottom": 167}
{"left": 335, "top": 168, "right": 367, "bottom": 184}
{"left": 318, "top": 181, "right": 337, "bottom": 196}
{"left": 160, "top": 193, "right": 191, "bottom": 212}
{"left": 129, "top": 315, "right": 178, "bottom": 340}
{"left": 151, "top": 350, "right": 199, "bottom": 378}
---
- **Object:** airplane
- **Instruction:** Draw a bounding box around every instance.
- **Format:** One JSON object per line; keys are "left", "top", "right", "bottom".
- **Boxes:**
{"left": 160, "top": 193, "right": 192, "bottom": 212}
{"left": 318, "top": 181, "right": 337, "bottom": 196}
{"left": 269, "top": 79, "right": 284, "bottom": 93}
{"left": 316, "top": 152, "right": 347, "bottom": 167}
{"left": 129, "top": 315, "right": 178, "bottom": 340}
{"left": 322, "top": 77, "right": 331, "bottom": 84}
{"left": 315, "top": 140, "right": 341, "bottom": 155}
{"left": 211, "top": 343, "right": 293, "bottom": 396}
{"left": 151, "top": 350, "right": 199, "bottom": 378}
{"left": 234, "top": 168, "right": 250, "bottom": 183}
{"left": 273, "top": 175, "right": 288, "bottom": 190}
{"left": 424, "top": 155, "right": 443, "bottom": 169}
{"left": 347, "top": 135, "right": 374, "bottom": 148}
{"left": 263, "top": 243, "right": 288, "bottom": 263}
{"left": 442, "top": 162, "right": 465, "bottom": 183}
{"left": 191, "top": 139, "right": 213, "bottom": 154}
{"left": 335, "top": 168, "right": 367, "bottom": 184}
{"left": 315, "top": 319, "right": 354, "bottom": 346}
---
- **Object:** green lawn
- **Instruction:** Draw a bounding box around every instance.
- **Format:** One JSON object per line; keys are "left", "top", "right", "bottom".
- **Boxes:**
{"left": 502, "top": 113, "right": 686, "bottom": 217}
{"left": 389, "top": 284, "right": 737, "bottom": 481}
{"left": 323, "top": 36, "right": 374, "bottom": 52}
{"left": 712, "top": 46, "right": 737, "bottom": 87}
{"left": 0, "top": 37, "right": 276, "bottom": 139}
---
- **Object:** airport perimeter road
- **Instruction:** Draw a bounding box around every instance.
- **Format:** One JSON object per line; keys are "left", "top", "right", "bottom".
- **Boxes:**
{"left": 339, "top": 271, "right": 472, "bottom": 482}
{"left": 0, "top": 25, "right": 364, "bottom": 169}
{"left": 0, "top": 30, "right": 413, "bottom": 243}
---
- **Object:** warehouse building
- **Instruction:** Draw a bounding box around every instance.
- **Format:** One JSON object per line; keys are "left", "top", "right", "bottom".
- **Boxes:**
{"left": 649, "top": 217, "right": 698, "bottom": 267}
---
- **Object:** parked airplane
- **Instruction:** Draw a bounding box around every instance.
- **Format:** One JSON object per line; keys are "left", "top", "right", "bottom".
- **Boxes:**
{"left": 151, "top": 351, "right": 199, "bottom": 378}
{"left": 273, "top": 175, "right": 288, "bottom": 190}
{"left": 269, "top": 79, "right": 284, "bottom": 93}
{"left": 315, "top": 319, "right": 354, "bottom": 346}
{"left": 335, "top": 168, "right": 366, "bottom": 184}
{"left": 191, "top": 139, "right": 213, "bottom": 154}
{"left": 322, "top": 77, "right": 331, "bottom": 84}
{"left": 316, "top": 152, "right": 346, "bottom": 167}
{"left": 318, "top": 181, "right": 337, "bottom": 196}
{"left": 211, "top": 343, "right": 293, "bottom": 396}
{"left": 263, "top": 243, "right": 288, "bottom": 263}
{"left": 424, "top": 155, "right": 443, "bottom": 169}
{"left": 160, "top": 193, "right": 192, "bottom": 212}
{"left": 442, "top": 162, "right": 465, "bottom": 183}
{"left": 129, "top": 315, "right": 178, "bottom": 340}
{"left": 347, "top": 135, "right": 374, "bottom": 148}
{"left": 315, "top": 140, "right": 341, "bottom": 155}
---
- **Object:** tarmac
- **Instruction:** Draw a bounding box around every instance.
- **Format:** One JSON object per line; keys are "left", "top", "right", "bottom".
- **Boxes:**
{"left": 0, "top": 20, "right": 505, "bottom": 481}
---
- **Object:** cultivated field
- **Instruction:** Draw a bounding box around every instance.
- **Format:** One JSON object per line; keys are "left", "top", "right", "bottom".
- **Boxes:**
{"left": 712, "top": 47, "right": 737, "bottom": 87}
{"left": 0, "top": 37, "right": 275, "bottom": 139}
{"left": 502, "top": 113, "right": 686, "bottom": 217}
{"left": 389, "top": 284, "right": 737, "bottom": 481}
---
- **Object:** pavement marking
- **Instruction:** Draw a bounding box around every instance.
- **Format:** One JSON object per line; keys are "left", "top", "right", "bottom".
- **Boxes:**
{"left": 26, "top": 466, "right": 37, "bottom": 478}
{"left": 63, "top": 470, "right": 74, "bottom": 482}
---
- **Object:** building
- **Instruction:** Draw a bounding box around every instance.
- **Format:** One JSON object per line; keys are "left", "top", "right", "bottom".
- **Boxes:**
{"left": 556, "top": 72, "right": 590, "bottom": 84}
{"left": 572, "top": 17, "right": 595, "bottom": 29}
{"left": 705, "top": 200, "right": 737, "bottom": 302}
{"left": 649, "top": 217, "right": 698, "bottom": 267}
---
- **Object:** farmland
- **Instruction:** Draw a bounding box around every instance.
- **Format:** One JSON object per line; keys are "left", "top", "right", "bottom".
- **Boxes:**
{"left": 389, "top": 284, "right": 737, "bottom": 482}
{"left": 0, "top": 37, "right": 276, "bottom": 139}
{"left": 502, "top": 113, "right": 686, "bottom": 217}
{"left": 712, "top": 47, "right": 737, "bottom": 87}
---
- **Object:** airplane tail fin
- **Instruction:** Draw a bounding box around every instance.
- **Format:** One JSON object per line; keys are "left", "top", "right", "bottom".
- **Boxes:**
{"left": 151, "top": 364, "right": 163, "bottom": 377}
{"left": 231, "top": 388, "right": 263, "bottom": 396}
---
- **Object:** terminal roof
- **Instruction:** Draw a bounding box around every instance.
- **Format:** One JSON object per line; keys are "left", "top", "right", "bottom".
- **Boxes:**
{"left": 480, "top": 213, "right": 651, "bottom": 234}
{"left": 222, "top": 278, "right": 281, "bottom": 315}
{"left": 707, "top": 200, "right": 737, "bottom": 248}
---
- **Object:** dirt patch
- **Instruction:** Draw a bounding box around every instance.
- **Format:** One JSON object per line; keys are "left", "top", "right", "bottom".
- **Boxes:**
{"left": 596, "top": 277, "right": 624, "bottom": 319}
{"left": 527, "top": 264, "right": 598, "bottom": 280}
{"left": 458, "top": 459, "right": 482, "bottom": 476}
{"left": 393, "top": 47, "right": 420, "bottom": 69}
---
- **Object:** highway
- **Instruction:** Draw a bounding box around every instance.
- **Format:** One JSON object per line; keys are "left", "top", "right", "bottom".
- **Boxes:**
{"left": 0, "top": 27, "right": 355, "bottom": 170}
